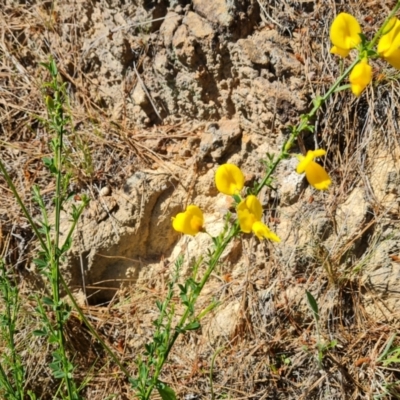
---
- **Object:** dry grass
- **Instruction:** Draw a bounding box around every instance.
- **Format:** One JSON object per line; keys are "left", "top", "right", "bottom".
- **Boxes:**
{"left": 1, "top": 0, "right": 400, "bottom": 399}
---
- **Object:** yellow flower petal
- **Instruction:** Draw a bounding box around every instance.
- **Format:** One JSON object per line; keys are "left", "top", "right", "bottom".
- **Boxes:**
{"left": 237, "top": 195, "right": 263, "bottom": 233}
{"left": 349, "top": 59, "right": 372, "bottom": 97}
{"left": 384, "top": 49, "right": 400, "bottom": 70}
{"left": 215, "top": 164, "right": 245, "bottom": 195}
{"left": 239, "top": 195, "right": 262, "bottom": 220}
{"left": 296, "top": 149, "right": 332, "bottom": 190}
{"left": 305, "top": 161, "right": 332, "bottom": 190}
{"left": 237, "top": 196, "right": 280, "bottom": 242}
{"left": 172, "top": 205, "right": 204, "bottom": 236}
{"left": 378, "top": 18, "right": 400, "bottom": 70}
{"left": 246, "top": 195, "right": 263, "bottom": 221}
{"left": 330, "top": 45, "right": 350, "bottom": 58}
{"left": 296, "top": 151, "right": 314, "bottom": 174}
{"left": 252, "top": 221, "right": 281, "bottom": 242}
{"left": 330, "top": 13, "right": 361, "bottom": 57}
{"left": 312, "top": 149, "right": 327, "bottom": 158}
{"left": 237, "top": 207, "right": 256, "bottom": 233}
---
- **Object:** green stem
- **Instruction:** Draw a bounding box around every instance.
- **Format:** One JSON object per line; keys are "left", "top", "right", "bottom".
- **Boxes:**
{"left": 144, "top": 224, "right": 240, "bottom": 399}
{"left": 0, "top": 262, "right": 24, "bottom": 399}
{"left": 0, "top": 159, "right": 48, "bottom": 254}
{"left": 0, "top": 361, "right": 16, "bottom": 399}
{"left": 59, "top": 274, "right": 132, "bottom": 379}
{"left": 210, "top": 347, "right": 225, "bottom": 400}
{"left": 256, "top": 56, "right": 360, "bottom": 195}
{"left": 47, "top": 74, "right": 76, "bottom": 399}
{"left": 59, "top": 200, "right": 88, "bottom": 254}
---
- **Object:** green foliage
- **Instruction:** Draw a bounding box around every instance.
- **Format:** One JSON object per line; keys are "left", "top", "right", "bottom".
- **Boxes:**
{"left": 305, "top": 291, "right": 337, "bottom": 367}
{"left": 132, "top": 222, "right": 240, "bottom": 399}
{"left": 0, "top": 260, "right": 28, "bottom": 400}
{"left": 377, "top": 334, "right": 400, "bottom": 366}
{"left": 0, "top": 58, "right": 91, "bottom": 399}
{"left": 156, "top": 382, "right": 177, "bottom": 400}
{"left": 306, "top": 290, "right": 319, "bottom": 322}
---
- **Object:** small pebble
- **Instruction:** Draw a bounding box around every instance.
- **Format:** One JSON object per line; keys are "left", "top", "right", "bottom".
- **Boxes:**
{"left": 99, "top": 186, "right": 111, "bottom": 197}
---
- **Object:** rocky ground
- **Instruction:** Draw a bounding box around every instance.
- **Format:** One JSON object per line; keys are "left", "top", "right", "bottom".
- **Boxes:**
{"left": 1, "top": 0, "right": 400, "bottom": 398}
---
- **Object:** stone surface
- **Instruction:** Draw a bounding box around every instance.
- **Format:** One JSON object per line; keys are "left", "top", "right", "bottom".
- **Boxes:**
{"left": 60, "top": 170, "right": 179, "bottom": 301}
{"left": 205, "top": 300, "right": 241, "bottom": 342}
{"left": 192, "top": 0, "right": 233, "bottom": 27}
{"left": 183, "top": 12, "right": 214, "bottom": 39}
{"left": 335, "top": 187, "right": 369, "bottom": 241}
{"left": 360, "top": 228, "right": 400, "bottom": 320}
{"left": 198, "top": 118, "right": 242, "bottom": 162}
{"left": 160, "top": 11, "right": 181, "bottom": 47}
{"left": 278, "top": 158, "right": 306, "bottom": 206}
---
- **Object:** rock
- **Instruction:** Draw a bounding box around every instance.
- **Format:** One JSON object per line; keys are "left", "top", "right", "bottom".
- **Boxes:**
{"left": 205, "top": 300, "right": 240, "bottom": 342}
{"left": 132, "top": 83, "right": 148, "bottom": 106}
{"left": 99, "top": 186, "right": 111, "bottom": 197}
{"left": 172, "top": 24, "right": 196, "bottom": 65}
{"left": 183, "top": 12, "right": 214, "bottom": 39}
{"left": 238, "top": 37, "right": 270, "bottom": 67}
{"left": 60, "top": 170, "right": 178, "bottom": 302}
{"left": 335, "top": 187, "right": 369, "bottom": 241}
{"left": 278, "top": 158, "right": 306, "bottom": 206}
{"left": 361, "top": 228, "right": 400, "bottom": 320}
{"left": 172, "top": 24, "right": 188, "bottom": 49}
{"left": 198, "top": 118, "right": 242, "bottom": 162}
{"left": 160, "top": 11, "right": 181, "bottom": 47}
{"left": 153, "top": 52, "right": 169, "bottom": 75}
{"left": 192, "top": 0, "right": 233, "bottom": 27}
{"left": 237, "top": 29, "right": 302, "bottom": 76}
{"left": 368, "top": 145, "right": 400, "bottom": 214}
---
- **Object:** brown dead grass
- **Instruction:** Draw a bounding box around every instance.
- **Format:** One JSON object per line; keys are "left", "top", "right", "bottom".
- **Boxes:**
{"left": 1, "top": 0, "right": 400, "bottom": 399}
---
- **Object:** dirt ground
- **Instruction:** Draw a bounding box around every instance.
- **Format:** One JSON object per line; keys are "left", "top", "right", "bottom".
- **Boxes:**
{"left": 1, "top": 0, "right": 400, "bottom": 399}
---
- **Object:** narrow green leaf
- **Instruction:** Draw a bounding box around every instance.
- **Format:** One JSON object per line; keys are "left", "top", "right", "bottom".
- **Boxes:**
{"left": 33, "top": 258, "right": 48, "bottom": 268}
{"left": 377, "top": 334, "right": 397, "bottom": 362}
{"left": 32, "top": 329, "right": 47, "bottom": 337}
{"left": 232, "top": 194, "right": 242, "bottom": 204}
{"left": 49, "top": 58, "right": 58, "bottom": 77}
{"left": 42, "top": 157, "right": 57, "bottom": 174}
{"left": 61, "top": 236, "right": 72, "bottom": 253}
{"left": 156, "top": 382, "right": 177, "bottom": 400}
{"left": 156, "top": 300, "right": 163, "bottom": 311}
{"left": 306, "top": 291, "right": 319, "bottom": 322}
{"left": 48, "top": 334, "right": 59, "bottom": 344}
{"left": 42, "top": 296, "right": 54, "bottom": 306}
{"left": 183, "top": 321, "right": 200, "bottom": 331}
{"left": 178, "top": 284, "right": 186, "bottom": 294}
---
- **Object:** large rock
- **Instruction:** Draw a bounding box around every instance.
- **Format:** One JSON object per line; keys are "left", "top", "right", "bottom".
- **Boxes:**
{"left": 60, "top": 170, "right": 179, "bottom": 301}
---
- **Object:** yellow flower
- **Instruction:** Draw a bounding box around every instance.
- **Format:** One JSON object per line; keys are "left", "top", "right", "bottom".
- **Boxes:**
{"left": 330, "top": 13, "right": 362, "bottom": 58}
{"left": 237, "top": 195, "right": 280, "bottom": 242}
{"left": 215, "top": 164, "right": 245, "bottom": 195}
{"left": 349, "top": 59, "right": 372, "bottom": 96}
{"left": 378, "top": 17, "right": 400, "bottom": 70}
{"left": 172, "top": 205, "right": 204, "bottom": 236}
{"left": 296, "top": 149, "right": 332, "bottom": 190}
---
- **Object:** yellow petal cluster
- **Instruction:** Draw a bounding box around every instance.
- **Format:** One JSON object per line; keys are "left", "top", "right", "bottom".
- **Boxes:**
{"left": 172, "top": 205, "right": 204, "bottom": 236}
{"left": 330, "top": 13, "right": 361, "bottom": 57}
{"left": 349, "top": 59, "right": 372, "bottom": 96}
{"left": 215, "top": 164, "right": 245, "bottom": 195}
{"left": 237, "top": 195, "right": 280, "bottom": 242}
{"left": 296, "top": 149, "right": 332, "bottom": 191}
{"left": 378, "top": 17, "right": 400, "bottom": 70}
